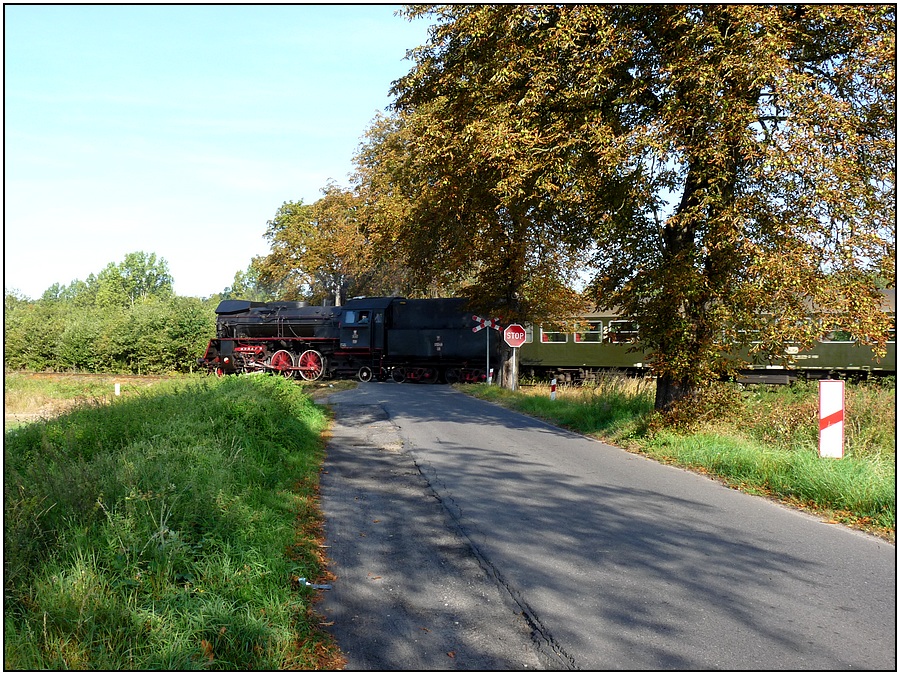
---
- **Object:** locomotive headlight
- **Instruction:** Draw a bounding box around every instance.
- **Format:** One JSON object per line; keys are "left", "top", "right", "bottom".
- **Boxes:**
{"left": 224, "top": 357, "right": 230, "bottom": 363}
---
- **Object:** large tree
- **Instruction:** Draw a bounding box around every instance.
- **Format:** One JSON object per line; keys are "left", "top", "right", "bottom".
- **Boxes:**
{"left": 258, "top": 183, "right": 418, "bottom": 305}
{"left": 368, "top": 4, "right": 895, "bottom": 404}
{"left": 355, "top": 111, "right": 589, "bottom": 321}
{"left": 258, "top": 186, "right": 368, "bottom": 305}
{"left": 355, "top": 22, "right": 593, "bottom": 386}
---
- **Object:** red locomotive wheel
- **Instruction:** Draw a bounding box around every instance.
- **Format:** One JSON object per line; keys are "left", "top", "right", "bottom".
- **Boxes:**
{"left": 270, "top": 350, "right": 295, "bottom": 378}
{"left": 297, "top": 349, "right": 325, "bottom": 381}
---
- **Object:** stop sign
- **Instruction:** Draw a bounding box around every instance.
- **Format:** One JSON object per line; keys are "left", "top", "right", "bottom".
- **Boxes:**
{"left": 504, "top": 323, "right": 527, "bottom": 348}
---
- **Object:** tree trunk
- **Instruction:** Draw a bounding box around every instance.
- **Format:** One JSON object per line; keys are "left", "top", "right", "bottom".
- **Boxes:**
{"left": 500, "top": 344, "right": 518, "bottom": 390}
{"left": 654, "top": 373, "right": 693, "bottom": 410}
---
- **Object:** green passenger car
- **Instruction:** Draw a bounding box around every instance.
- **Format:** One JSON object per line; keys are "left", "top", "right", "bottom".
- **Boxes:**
{"left": 519, "top": 291, "right": 896, "bottom": 384}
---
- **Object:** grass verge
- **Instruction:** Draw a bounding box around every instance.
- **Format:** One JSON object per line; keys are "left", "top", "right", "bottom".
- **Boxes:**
{"left": 4, "top": 373, "right": 345, "bottom": 670}
{"left": 464, "top": 376, "right": 895, "bottom": 540}
{"left": 4, "top": 372, "right": 164, "bottom": 430}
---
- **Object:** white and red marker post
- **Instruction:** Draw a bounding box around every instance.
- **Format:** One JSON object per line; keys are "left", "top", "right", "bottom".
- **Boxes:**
{"left": 818, "top": 379, "right": 845, "bottom": 458}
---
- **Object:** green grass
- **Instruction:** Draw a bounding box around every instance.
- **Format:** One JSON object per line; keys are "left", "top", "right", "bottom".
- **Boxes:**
{"left": 4, "top": 372, "right": 165, "bottom": 431}
{"left": 4, "top": 374, "right": 344, "bottom": 670}
{"left": 465, "top": 376, "right": 896, "bottom": 538}
{"left": 3, "top": 370, "right": 170, "bottom": 402}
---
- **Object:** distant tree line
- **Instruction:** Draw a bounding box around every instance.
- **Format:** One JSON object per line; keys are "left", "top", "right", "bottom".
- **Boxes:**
{"left": 4, "top": 252, "right": 224, "bottom": 374}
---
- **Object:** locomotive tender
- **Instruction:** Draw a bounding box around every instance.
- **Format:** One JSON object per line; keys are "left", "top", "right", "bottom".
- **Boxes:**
{"left": 198, "top": 296, "right": 501, "bottom": 383}
{"left": 199, "top": 290, "right": 896, "bottom": 384}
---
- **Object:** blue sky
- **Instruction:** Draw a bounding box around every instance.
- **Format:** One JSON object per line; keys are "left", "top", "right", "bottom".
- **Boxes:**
{"left": 4, "top": 4, "right": 430, "bottom": 299}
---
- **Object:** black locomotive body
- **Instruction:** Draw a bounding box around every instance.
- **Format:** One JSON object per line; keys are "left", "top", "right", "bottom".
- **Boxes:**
{"left": 381, "top": 298, "right": 496, "bottom": 382}
{"left": 215, "top": 300, "right": 340, "bottom": 339}
{"left": 198, "top": 296, "right": 501, "bottom": 383}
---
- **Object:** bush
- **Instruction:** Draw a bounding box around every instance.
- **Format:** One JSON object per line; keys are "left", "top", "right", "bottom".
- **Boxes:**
{"left": 4, "top": 291, "right": 216, "bottom": 374}
{"left": 3, "top": 299, "right": 66, "bottom": 371}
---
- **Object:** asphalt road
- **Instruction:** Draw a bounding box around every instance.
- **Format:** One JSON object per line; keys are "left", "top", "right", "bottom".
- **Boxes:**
{"left": 318, "top": 382, "right": 895, "bottom": 670}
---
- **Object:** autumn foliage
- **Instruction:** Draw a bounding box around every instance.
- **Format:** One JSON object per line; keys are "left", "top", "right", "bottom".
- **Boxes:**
{"left": 250, "top": 6, "right": 894, "bottom": 405}
{"left": 351, "top": 5, "right": 895, "bottom": 405}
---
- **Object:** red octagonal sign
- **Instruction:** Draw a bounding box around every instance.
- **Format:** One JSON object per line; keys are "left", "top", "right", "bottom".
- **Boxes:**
{"left": 504, "top": 323, "right": 527, "bottom": 348}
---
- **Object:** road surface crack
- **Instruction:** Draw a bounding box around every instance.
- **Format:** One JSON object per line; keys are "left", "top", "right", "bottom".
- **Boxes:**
{"left": 412, "top": 456, "right": 578, "bottom": 670}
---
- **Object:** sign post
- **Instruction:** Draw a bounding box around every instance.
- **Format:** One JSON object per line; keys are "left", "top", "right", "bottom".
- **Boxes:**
{"left": 486, "top": 328, "right": 490, "bottom": 383}
{"left": 503, "top": 323, "right": 527, "bottom": 391}
{"left": 818, "top": 380, "right": 845, "bottom": 458}
{"left": 473, "top": 314, "right": 501, "bottom": 384}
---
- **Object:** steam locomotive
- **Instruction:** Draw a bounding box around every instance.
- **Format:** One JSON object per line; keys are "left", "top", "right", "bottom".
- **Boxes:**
{"left": 197, "top": 296, "right": 501, "bottom": 383}
{"left": 199, "top": 290, "right": 896, "bottom": 384}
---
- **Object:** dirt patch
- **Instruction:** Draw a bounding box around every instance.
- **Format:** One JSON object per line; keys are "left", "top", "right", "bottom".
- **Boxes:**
{"left": 305, "top": 380, "right": 359, "bottom": 401}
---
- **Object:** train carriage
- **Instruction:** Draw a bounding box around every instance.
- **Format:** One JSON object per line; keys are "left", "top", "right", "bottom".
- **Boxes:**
{"left": 519, "top": 290, "right": 896, "bottom": 383}
{"left": 200, "top": 290, "right": 895, "bottom": 384}
{"left": 518, "top": 310, "right": 648, "bottom": 383}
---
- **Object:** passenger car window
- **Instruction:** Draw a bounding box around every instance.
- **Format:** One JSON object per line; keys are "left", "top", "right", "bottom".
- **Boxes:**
{"left": 541, "top": 328, "right": 568, "bottom": 343}
{"left": 575, "top": 321, "right": 603, "bottom": 343}
{"left": 820, "top": 328, "right": 854, "bottom": 343}
{"left": 606, "top": 320, "right": 638, "bottom": 344}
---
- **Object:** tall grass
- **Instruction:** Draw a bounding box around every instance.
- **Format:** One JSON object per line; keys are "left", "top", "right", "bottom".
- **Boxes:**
{"left": 477, "top": 372, "right": 656, "bottom": 439}
{"left": 4, "top": 374, "right": 343, "bottom": 670}
{"left": 466, "top": 376, "right": 896, "bottom": 536}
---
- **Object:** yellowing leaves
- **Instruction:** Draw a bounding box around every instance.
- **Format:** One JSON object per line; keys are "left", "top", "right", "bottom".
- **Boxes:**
{"left": 350, "top": 4, "right": 894, "bottom": 402}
